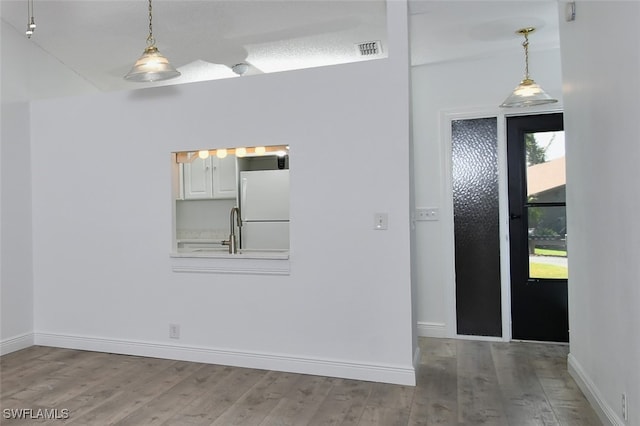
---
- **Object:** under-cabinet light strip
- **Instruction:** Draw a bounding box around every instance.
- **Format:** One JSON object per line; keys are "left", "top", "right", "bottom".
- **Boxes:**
{"left": 175, "top": 145, "right": 288, "bottom": 163}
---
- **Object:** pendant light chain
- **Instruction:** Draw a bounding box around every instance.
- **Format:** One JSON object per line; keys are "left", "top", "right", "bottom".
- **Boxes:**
{"left": 147, "top": 0, "right": 155, "bottom": 47}
{"left": 522, "top": 31, "right": 530, "bottom": 81}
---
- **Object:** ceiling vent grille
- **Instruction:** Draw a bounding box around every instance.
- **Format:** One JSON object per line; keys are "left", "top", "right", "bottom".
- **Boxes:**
{"left": 356, "top": 41, "right": 382, "bottom": 57}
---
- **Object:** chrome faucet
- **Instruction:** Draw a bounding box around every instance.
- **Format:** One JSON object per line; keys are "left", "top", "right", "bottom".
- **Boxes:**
{"left": 222, "top": 206, "right": 242, "bottom": 254}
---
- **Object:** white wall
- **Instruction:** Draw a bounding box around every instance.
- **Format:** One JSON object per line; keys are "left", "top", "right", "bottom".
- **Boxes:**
{"left": 0, "top": 18, "right": 98, "bottom": 103}
{"left": 0, "top": 104, "right": 35, "bottom": 355}
{"left": 0, "top": 14, "right": 97, "bottom": 353}
{"left": 0, "top": 21, "right": 34, "bottom": 353}
{"left": 559, "top": 2, "right": 640, "bottom": 424}
{"left": 411, "top": 48, "right": 563, "bottom": 337}
{"left": 26, "top": 1, "right": 414, "bottom": 385}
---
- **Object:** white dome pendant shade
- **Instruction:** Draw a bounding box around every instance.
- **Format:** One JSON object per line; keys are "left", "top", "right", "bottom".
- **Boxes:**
{"left": 124, "top": 0, "right": 180, "bottom": 83}
{"left": 500, "top": 27, "right": 557, "bottom": 108}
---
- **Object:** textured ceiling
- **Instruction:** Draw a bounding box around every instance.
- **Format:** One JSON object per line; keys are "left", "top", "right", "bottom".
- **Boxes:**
{"left": 0, "top": 0, "right": 559, "bottom": 95}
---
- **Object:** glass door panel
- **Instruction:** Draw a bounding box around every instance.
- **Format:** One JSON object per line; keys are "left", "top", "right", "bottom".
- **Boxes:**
{"left": 526, "top": 131, "right": 566, "bottom": 203}
{"left": 524, "top": 130, "right": 567, "bottom": 281}
{"left": 528, "top": 205, "right": 567, "bottom": 280}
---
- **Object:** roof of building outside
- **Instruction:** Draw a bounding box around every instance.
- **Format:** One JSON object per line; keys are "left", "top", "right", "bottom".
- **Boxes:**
{"left": 527, "top": 156, "right": 566, "bottom": 197}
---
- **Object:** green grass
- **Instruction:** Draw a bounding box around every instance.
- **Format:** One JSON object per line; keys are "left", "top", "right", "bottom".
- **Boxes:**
{"left": 534, "top": 248, "right": 567, "bottom": 257}
{"left": 530, "top": 263, "right": 568, "bottom": 279}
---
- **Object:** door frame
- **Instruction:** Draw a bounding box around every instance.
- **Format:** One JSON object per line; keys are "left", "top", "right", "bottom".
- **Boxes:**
{"left": 440, "top": 107, "right": 563, "bottom": 341}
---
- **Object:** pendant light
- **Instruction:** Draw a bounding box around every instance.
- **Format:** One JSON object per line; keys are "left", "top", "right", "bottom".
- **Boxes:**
{"left": 25, "top": 0, "right": 36, "bottom": 38}
{"left": 500, "top": 27, "right": 557, "bottom": 108}
{"left": 124, "top": 0, "right": 180, "bottom": 82}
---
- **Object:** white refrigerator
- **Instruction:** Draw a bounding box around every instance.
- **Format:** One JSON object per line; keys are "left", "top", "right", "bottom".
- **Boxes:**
{"left": 240, "top": 170, "right": 289, "bottom": 250}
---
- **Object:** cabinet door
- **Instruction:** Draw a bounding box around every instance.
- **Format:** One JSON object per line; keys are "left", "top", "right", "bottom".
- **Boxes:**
{"left": 183, "top": 157, "right": 213, "bottom": 199}
{"left": 212, "top": 156, "right": 237, "bottom": 199}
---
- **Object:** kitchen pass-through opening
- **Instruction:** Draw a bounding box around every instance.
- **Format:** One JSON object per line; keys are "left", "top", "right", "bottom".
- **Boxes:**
{"left": 171, "top": 145, "right": 290, "bottom": 255}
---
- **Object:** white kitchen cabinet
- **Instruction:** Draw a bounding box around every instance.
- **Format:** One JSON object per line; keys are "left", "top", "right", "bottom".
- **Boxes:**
{"left": 212, "top": 156, "right": 237, "bottom": 199}
{"left": 182, "top": 156, "right": 237, "bottom": 200}
{"left": 182, "top": 157, "right": 212, "bottom": 199}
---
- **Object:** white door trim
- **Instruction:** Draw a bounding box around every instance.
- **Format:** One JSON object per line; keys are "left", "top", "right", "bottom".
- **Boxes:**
{"left": 439, "top": 107, "right": 511, "bottom": 342}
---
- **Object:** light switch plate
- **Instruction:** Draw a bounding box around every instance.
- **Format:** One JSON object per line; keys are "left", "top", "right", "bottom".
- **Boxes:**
{"left": 374, "top": 213, "right": 388, "bottom": 230}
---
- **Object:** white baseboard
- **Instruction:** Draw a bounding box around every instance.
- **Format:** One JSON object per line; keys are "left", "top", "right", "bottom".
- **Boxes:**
{"left": 34, "top": 332, "right": 416, "bottom": 386}
{"left": 416, "top": 322, "right": 508, "bottom": 342}
{"left": 568, "top": 353, "right": 624, "bottom": 426}
{"left": 417, "top": 321, "right": 447, "bottom": 338}
{"left": 0, "top": 332, "right": 34, "bottom": 355}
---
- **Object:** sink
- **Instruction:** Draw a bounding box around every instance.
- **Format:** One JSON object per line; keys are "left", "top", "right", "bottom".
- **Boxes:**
{"left": 186, "top": 247, "right": 288, "bottom": 253}
{"left": 176, "top": 246, "right": 226, "bottom": 253}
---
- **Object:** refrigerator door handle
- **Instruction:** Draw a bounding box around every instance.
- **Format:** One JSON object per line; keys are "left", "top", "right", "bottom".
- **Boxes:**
{"left": 241, "top": 177, "right": 248, "bottom": 221}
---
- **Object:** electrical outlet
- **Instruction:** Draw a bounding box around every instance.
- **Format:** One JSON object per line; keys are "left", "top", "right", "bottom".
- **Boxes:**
{"left": 622, "top": 392, "right": 628, "bottom": 421}
{"left": 169, "top": 323, "right": 180, "bottom": 339}
{"left": 415, "top": 207, "right": 439, "bottom": 221}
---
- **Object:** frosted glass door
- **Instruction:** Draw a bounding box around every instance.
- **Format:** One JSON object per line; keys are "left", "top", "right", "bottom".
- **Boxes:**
{"left": 451, "top": 117, "right": 502, "bottom": 337}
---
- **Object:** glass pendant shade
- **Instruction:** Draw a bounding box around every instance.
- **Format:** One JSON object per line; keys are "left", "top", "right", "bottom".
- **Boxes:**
{"left": 500, "top": 78, "right": 557, "bottom": 108}
{"left": 124, "top": 46, "right": 181, "bottom": 82}
{"left": 499, "top": 27, "right": 557, "bottom": 108}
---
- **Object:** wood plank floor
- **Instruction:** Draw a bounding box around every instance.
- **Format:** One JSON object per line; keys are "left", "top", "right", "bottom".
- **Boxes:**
{"left": 0, "top": 338, "right": 601, "bottom": 425}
